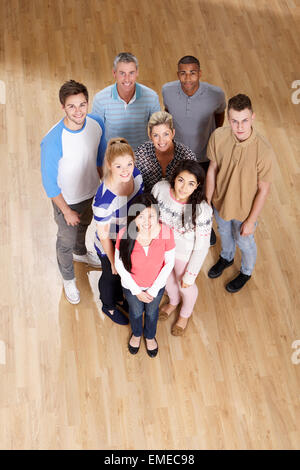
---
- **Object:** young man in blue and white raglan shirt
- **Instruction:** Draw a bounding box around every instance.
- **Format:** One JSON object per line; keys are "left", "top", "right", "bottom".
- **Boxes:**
{"left": 41, "top": 80, "right": 107, "bottom": 304}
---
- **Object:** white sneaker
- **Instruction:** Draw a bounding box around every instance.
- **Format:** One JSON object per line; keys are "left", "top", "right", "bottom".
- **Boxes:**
{"left": 73, "top": 251, "right": 101, "bottom": 268}
{"left": 63, "top": 278, "right": 80, "bottom": 304}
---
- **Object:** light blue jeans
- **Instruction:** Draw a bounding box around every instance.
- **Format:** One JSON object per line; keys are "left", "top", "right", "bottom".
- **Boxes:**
{"left": 214, "top": 208, "right": 257, "bottom": 276}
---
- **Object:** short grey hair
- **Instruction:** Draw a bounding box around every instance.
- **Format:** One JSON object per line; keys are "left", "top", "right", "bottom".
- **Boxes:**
{"left": 113, "top": 52, "right": 139, "bottom": 70}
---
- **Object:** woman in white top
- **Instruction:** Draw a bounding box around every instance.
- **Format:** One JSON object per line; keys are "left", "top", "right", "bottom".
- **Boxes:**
{"left": 152, "top": 159, "right": 212, "bottom": 335}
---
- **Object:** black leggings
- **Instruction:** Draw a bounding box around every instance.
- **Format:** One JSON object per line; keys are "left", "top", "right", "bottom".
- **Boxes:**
{"left": 98, "top": 254, "right": 123, "bottom": 310}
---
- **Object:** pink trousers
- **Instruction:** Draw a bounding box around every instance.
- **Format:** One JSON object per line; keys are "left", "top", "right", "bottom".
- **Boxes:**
{"left": 165, "top": 259, "right": 198, "bottom": 318}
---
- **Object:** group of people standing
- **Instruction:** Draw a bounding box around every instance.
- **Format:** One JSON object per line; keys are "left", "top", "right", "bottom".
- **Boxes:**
{"left": 41, "top": 52, "right": 274, "bottom": 358}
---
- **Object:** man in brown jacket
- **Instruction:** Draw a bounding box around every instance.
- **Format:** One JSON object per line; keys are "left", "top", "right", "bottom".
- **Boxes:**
{"left": 206, "top": 94, "right": 274, "bottom": 293}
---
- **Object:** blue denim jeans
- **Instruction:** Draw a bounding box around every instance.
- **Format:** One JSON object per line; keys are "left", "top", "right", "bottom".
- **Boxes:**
{"left": 123, "top": 287, "right": 165, "bottom": 339}
{"left": 214, "top": 208, "right": 257, "bottom": 276}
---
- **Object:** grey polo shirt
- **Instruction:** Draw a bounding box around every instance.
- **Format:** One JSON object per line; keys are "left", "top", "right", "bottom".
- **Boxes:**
{"left": 162, "top": 80, "right": 226, "bottom": 162}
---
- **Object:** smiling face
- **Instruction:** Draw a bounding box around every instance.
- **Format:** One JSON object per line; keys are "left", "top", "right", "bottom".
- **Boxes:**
{"left": 150, "top": 124, "right": 175, "bottom": 153}
{"left": 62, "top": 93, "right": 88, "bottom": 130}
{"left": 177, "top": 63, "right": 201, "bottom": 96}
{"left": 113, "top": 61, "right": 138, "bottom": 99}
{"left": 173, "top": 170, "right": 198, "bottom": 203}
{"left": 228, "top": 108, "right": 255, "bottom": 141}
{"left": 109, "top": 154, "right": 134, "bottom": 184}
{"left": 135, "top": 207, "right": 159, "bottom": 235}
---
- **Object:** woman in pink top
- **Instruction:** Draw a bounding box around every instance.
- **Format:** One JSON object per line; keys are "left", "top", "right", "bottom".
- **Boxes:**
{"left": 115, "top": 194, "right": 175, "bottom": 357}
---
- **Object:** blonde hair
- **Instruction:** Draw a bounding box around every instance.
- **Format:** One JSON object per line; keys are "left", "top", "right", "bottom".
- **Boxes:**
{"left": 103, "top": 137, "right": 135, "bottom": 179}
{"left": 148, "top": 111, "right": 174, "bottom": 137}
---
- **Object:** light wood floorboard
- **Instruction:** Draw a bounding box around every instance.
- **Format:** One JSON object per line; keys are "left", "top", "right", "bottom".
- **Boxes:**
{"left": 0, "top": 0, "right": 299, "bottom": 449}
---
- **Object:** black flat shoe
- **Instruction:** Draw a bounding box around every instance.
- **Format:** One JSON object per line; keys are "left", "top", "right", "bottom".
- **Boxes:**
{"left": 128, "top": 334, "right": 141, "bottom": 355}
{"left": 102, "top": 307, "right": 129, "bottom": 325}
{"left": 145, "top": 337, "right": 158, "bottom": 358}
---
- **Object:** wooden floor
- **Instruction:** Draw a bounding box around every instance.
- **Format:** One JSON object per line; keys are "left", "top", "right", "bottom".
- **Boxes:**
{"left": 0, "top": 0, "right": 300, "bottom": 450}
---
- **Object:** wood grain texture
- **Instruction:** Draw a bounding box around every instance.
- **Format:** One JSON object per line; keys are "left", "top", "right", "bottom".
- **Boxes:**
{"left": 0, "top": 0, "right": 300, "bottom": 450}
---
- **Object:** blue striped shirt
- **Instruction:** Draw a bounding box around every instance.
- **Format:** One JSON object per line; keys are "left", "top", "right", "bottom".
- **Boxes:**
{"left": 92, "top": 83, "right": 160, "bottom": 150}
{"left": 93, "top": 167, "right": 144, "bottom": 255}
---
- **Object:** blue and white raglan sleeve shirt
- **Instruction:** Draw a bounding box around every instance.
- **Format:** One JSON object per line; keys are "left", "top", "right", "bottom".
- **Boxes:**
{"left": 93, "top": 167, "right": 144, "bottom": 255}
{"left": 40, "top": 114, "right": 106, "bottom": 205}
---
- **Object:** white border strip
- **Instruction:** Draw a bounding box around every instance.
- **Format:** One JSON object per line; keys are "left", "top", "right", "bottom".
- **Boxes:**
{"left": 0, "top": 340, "right": 6, "bottom": 365}
{"left": 0, "top": 80, "right": 5, "bottom": 104}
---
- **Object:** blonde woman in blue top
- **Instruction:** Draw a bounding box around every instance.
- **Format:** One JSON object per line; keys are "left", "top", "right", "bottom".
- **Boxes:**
{"left": 93, "top": 138, "right": 144, "bottom": 325}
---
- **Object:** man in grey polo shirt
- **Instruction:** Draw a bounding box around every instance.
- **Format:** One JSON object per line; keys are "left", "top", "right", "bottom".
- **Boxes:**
{"left": 92, "top": 52, "right": 160, "bottom": 150}
{"left": 162, "top": 55, "right": 226, "bottom": 167}
{"left": 162, "top": 55, "right": 226, "bottom": 245}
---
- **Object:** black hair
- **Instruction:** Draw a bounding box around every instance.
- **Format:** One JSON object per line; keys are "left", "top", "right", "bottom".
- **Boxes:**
{"left": 178, "top": 55, "right": 200, "bottom": 69}
{"left": 169, "top": 159, "right": 206, "bottom": 227}
{"left": 119, "top": 193, "right": 159, "bottom": 273}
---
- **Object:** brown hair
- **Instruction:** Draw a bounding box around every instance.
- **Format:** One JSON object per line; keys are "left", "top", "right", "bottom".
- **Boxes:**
{"left": 228, "top": 94, "right": 253, "bottom": 113}
{"left": 103, "top": 138, "right": 135, "bottom": 179}
{"left": 59, "top": 80, "right": 88, "bottom": 106}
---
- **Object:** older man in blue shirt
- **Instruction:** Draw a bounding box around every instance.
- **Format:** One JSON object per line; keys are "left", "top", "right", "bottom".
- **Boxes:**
{"left": 92, "top": 52, "right": 160, "bottom": 150}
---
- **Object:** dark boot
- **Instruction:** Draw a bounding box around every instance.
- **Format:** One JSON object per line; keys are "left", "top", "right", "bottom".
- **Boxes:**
{"left": 225, "top": 272, "right": 251, "bottom": 293}
{"left": 208, "top": 256, "right": 234, "bottom": 279}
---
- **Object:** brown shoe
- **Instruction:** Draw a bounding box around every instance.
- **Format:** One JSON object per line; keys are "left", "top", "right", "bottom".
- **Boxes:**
{"left": 171, "top": 317, "right": 190, "bottom": 336}
{"left": 159, "top": 310, "right": 170, "bottom": 321}
{"left": 158, "top": 304, "right": 178, "bottom": 321}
